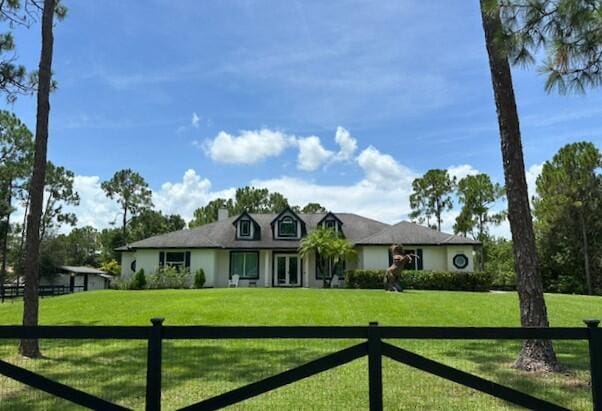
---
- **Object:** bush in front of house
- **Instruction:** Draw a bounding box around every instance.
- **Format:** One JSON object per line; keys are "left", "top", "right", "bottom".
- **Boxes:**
{"left": 194, "top": 269, "right": 206, "bottom": 288}
{"left": 147, "top": 266, "right": 192, "bottom": 289}
{"left": 344, "top": 269, "right": 493, "bottom": 291}
{"left": 131, "top": 269, "right": 147, "bottom": 290}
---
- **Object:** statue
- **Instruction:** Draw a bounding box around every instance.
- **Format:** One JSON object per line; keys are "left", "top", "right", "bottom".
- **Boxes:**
{"left": 384, "top": 244, "right": 419, "bottom": 292}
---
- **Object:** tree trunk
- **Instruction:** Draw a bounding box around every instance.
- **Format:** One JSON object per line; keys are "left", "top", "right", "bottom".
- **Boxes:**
{"left": 1, "top": 179, "right": 12, "bottom": 288}
{"left": 479, "top": 0, "right": 560, "bottom": 372}
{"left": 20, "top": 0, "right": 55, "bottom": 359}
{"left": 578, "top": 209, "right": 592, "bottom": 295}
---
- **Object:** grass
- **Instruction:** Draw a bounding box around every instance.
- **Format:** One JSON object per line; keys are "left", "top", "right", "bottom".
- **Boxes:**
{"left": 0, "top": 289, "right": 600, "bottom": 410}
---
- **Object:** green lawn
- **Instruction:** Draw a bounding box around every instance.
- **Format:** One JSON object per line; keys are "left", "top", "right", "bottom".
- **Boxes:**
{"left": 0, "top": 289, "right": 600, "bottom": 410}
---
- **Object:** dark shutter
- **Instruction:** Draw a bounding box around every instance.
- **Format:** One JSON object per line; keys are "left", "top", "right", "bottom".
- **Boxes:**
{"left": 388, "top": 249, "right": 393, "bottom": 266}
{"left": 159, "top": 252, "right": 165, "bottom": 267}
{"left": 417, "top": 249, "right": 423, "bottom": 270}
{"left": 185, "top": 251, "right": 191, "bottom": 268}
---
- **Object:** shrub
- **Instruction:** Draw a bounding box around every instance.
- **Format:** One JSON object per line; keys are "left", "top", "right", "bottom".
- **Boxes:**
{"left": 148, "top": 266, "right": 192, "bottom": 289}
{"left": 194, "top": 269, "right": 206, "bottom": 288}
{"left": 111, "top": 277, "right": 133, "bottom": 290}
{"left": 345, "top": 270, "right": 493, "bottom": 292}
{"left": 132, "top": 269, "right": 147, "bottom": 290}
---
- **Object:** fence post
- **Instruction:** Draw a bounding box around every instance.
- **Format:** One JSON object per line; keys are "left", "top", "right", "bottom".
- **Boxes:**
{"left": 585, "top": 319, "right": 601, "bottom": 411}
{"left": 368, "top": 321, "right": 383, "bottom": 411}
{"left": 146, "top": 317, "right": 164, "bottom": 411}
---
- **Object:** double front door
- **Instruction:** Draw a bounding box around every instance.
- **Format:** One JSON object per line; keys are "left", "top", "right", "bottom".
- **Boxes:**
{"left": 275, "top": 254, "right": 301, "bottom": 286}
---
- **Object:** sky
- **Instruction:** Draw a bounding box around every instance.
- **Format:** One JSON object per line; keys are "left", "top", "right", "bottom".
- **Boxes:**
{"left": 5, "top": 0, "right": 602, "bottom": 236}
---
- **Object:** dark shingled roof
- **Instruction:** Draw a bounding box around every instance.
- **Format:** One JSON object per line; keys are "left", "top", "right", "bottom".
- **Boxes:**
{"left": 355, "top": 221, "right": 480, "bottom": 245}
{"left": 118, "top": 213, "right": 478, "bottom": 250}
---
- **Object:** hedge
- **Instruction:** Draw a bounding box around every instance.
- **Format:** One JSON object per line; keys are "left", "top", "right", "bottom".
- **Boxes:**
{"left": 344, "top": 269, "right": 493, "bottom": 292}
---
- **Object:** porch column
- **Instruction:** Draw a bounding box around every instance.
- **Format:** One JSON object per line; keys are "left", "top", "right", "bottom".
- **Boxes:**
{"left": 304, "top": 255, "right": 309, "bottom": 288}
{"left": 264, "top": 252, "right": 270, "bottom": 287}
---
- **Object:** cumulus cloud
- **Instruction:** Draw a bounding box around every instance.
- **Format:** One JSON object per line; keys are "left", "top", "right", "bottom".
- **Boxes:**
{"left": 295, "top": 136, "right": 334, "bottom": 171}
{"left": 447, "top": 164, "right": 480, "bottom": 181}
{"left": 202, "top": 129, "right": 294, "bottom": 164}
{"left": 191, "top": 112, "right": 201, "bottom": 128}
{"left": 334, "top": 126, "right": 357, "bottom": 161}
{"left": 525, "top": 163, "right": 543, "bottom": 200}
{"left": 357, "top": 146, "right": 416, "bottom": 186}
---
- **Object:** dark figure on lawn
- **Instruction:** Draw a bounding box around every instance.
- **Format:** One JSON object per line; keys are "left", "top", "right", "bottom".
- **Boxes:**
{"left": 384, "top": 244, "right": 418, "bottom": 292}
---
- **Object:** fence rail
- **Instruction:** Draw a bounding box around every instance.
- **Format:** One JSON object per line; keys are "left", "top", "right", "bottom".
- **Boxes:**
{"left": 0, "top": 319, "right": 600, "bottom": 410}
{"left": 0, "top": 285, "right": 85, "bottom": 302}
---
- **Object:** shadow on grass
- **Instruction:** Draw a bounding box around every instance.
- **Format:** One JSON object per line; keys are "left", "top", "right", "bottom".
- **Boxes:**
{"left": 386, "top": 339, "right": 592, "bottom": 410}
{"left": 0, "top": 338, "right": 349, "bottom": 409}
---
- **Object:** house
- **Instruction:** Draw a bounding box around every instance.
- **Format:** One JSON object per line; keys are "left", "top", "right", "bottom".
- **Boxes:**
{"left": 41, "top": 266, "right": 113, "bottom": 291}
{"left": 117, "top": 208, "right": 480, "bottom": 288}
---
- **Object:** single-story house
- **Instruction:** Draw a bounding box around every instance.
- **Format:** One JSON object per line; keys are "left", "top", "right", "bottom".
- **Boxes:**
{"left": 117, "top": 208, "right": 480, "bottom": 288}
{"left": 41, "top": 266, "right": 113, "bottom": 291}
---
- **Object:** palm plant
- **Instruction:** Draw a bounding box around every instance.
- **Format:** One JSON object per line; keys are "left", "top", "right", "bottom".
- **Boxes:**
{"left": 299, "top": 227, "right": 355, "bottom": 288}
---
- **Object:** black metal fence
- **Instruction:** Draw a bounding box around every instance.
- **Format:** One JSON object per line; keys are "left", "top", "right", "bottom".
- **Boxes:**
{"left": 0, "top": 320, "right": 600, "bottom": 410}
{"left": 0, "top": 285, "right": 85, "bottom": 302}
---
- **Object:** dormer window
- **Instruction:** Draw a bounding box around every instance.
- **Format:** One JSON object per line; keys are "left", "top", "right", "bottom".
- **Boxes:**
{"left": 279, "top": 217, "right": 297, "bottom": 237}
{"left": 240, "top": 220, "right": 251, "bottom": 237}
{"left": 325, "top": 220, "right": 337, "bottom": 230}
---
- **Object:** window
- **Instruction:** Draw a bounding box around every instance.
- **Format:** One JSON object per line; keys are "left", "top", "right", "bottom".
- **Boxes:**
{"left": 278, "top": 217, "right": 297, "bottom": 237}
{"left": 453, "top": 254, "right": 469, "bottom": 269}
{"left": 324, "top": 220, "right": 337, "bottom": 230}
{"left": 166, "top": 252, "right": 186, "bottom": 269}
{"left": 230, "top": 252, "right": 259, "bottom": 279}
{"left": 316, "top": 256, "right": 345, "bottom": 279}
{"left": 240, "top": 220, "right": 251, "bottom": 237}
{"left": 130, "top": 260, "right": 136, "bottom": 272}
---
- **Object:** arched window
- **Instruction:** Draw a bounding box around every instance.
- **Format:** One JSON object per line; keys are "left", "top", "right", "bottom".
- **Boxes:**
{"left": 279, "top": 216, "right": 297, "bottom": 237}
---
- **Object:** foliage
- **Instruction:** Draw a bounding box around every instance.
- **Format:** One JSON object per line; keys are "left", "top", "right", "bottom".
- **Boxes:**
{"left": 483, "top": 237, "right": 516, "bottom": 289}
{"left": 189, "top": 186, "right": 327, "bottom": 227}
{"left": 410, "top": 169, "right": 456, "bottom": 231}
{"left": 189, "top": 198, "right": 233, "bottom": 227}
{"left": 39, "top": 161, "right": 79, "bottom": 240}
{"left": 147, "top": 266, "right": 192, "bottom": 289}
{"left": 128, "top": 209, "right": 185, "bottom": 242}
{"left": 298, "top": 227, "right": 356, "bottom": 287}
{"left": 534, "top": 141, "right": 602, "bottom": 295}
{"left": 299, "top": 202, "right": 327, "bottom": 213}
{"left": 497, "top": 0, "right": 602, "bottom": 94}
{"left": 453, "top": 173, "right": 506, "bottom": 240}
{"left": 99, "top": 227, "right": 125, "bottom": 263}
{"left": 132, "top": 269, "right": 147, "bottom": 290}
{"left": 100, "top": 259, "right": 121, "bottom": 276}
{"left": 194, "top": 268, "right": 206, "bottom": 288}
{"left": 345, "top": 269, "right": 493, "bottom": 291}
{"left": 101, "top": 169, "right": 153, "bottom": 244}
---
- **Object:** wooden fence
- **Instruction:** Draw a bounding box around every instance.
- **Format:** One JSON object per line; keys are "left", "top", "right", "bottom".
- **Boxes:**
{"left": 0, "top": 320, "right": 600, "bottom": 410}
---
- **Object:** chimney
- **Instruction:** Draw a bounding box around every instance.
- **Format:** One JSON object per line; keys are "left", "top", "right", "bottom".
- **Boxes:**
{"left": 217, "top": 208, "right": 229, "bottom": 221}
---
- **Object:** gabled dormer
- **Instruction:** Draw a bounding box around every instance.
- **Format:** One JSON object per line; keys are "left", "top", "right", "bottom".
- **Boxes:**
{"left": 318, "top": 212, "right": 344, "bottom": 236}
{"left": 232, "top": 211, "right": 261, "bottom": 241}
{"left": 271, "top": 207, "right": 306, "bottom": 240}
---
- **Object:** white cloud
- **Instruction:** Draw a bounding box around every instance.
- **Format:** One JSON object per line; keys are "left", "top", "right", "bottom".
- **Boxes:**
{"left": 154, "top": 169, "right": 235, "bottom": 221}
{"left": 202, "top": 129, "right": 294, "bottom": 164}
{"left": 447, "top": 164, "right": 480, "bottom": 181}
{"left": 334, "top": 126, "right": 357, "bottom": 161}
{"left": 191, "top": 112, "right": 201, "bottom": 128}
{"left": 357, "top": 146, "right": 416, "bottom": 186}
{"left": 295, "top": 136, "right": 334, "bottom": 171}
{"left": 525, "top": 163, "right": 543, "bottom": 200}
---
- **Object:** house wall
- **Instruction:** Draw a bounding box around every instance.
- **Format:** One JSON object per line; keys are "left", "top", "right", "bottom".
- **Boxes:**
{"left": 446, "top": 246, "right": 475, "bottom": 272}
{"left": 356, "top": 245, "right": 475, "bottom": 272}
{"left": 191, "top": 250, "right": 217, "bottom": 287}
{"left": 121, "top": 252, "right": 136, "bottom": 277}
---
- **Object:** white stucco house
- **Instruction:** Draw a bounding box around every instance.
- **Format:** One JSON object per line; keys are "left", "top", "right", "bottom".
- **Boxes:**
{"left": 117, "top": 208, "right": 480, "bottom": 288}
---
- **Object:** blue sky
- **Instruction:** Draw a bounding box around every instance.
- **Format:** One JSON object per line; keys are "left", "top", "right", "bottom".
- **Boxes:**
{"left": 5, "top": 0, "right": 602, "bottom": 234}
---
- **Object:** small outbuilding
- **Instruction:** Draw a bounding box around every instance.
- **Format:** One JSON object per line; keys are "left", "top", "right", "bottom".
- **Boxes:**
{"left": 40, "top": 266, "right": 113, "bottom": 292}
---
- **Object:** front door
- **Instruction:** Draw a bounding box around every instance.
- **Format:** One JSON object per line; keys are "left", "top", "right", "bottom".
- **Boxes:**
{"left": 275, "top": 254, "right": 301, "bottom": 286}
